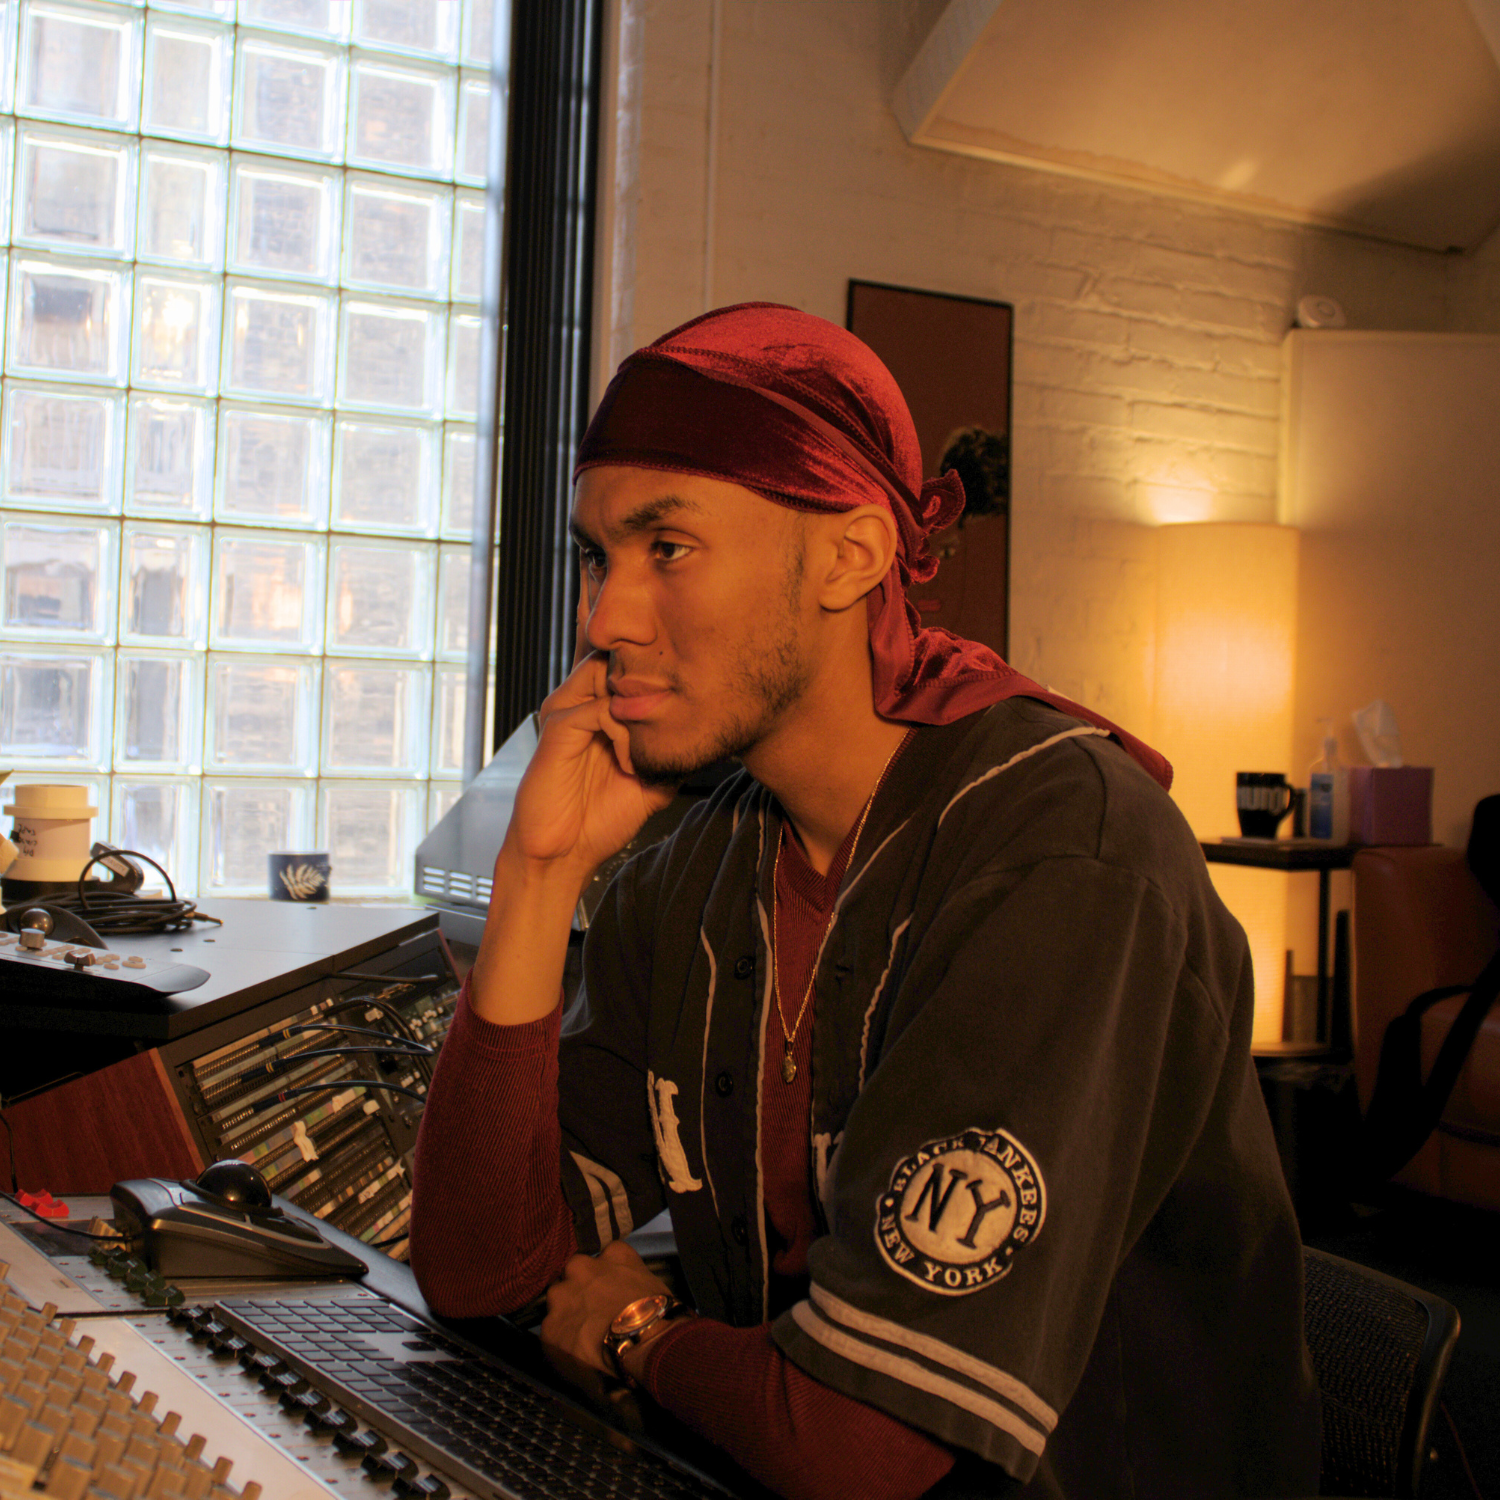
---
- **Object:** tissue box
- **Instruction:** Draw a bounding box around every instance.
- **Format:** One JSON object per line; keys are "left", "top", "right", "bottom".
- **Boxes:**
{"left": 1349, "top": 766, "right": 1433, "bottom": 845}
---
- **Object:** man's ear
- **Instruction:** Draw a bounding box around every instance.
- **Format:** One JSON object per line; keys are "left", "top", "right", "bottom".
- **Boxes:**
{"left": 816, "top": 505, "right": 899, "bottom": 612}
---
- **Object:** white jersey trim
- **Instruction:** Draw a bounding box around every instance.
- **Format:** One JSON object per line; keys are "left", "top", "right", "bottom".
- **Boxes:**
{"left": 568, "top": 1151, "right": 633, "bottom": 1244}
{"left": 791, "top": 1299, "right": 1048, "bottom": 1457}
{"left": 753, "top": 892, "right": 775, "bottom": 1321}
{"left": 695, "top": 928, "right": 721, "bottom": 1220}
{"left": 858, "top": 915, "right": 912, "bottom": 1094}
{"left": 810, "top": 1283, "right": 1057, "bottom": 1430}
{"left": 937, "top": 726, "right": 1108, "bottom": 829}
{"left": 839, "top": 816, "right": 911, "bottom": 911}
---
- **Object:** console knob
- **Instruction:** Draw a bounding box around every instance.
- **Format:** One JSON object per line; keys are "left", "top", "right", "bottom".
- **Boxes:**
{"left": 370, "top": 1451, "right": 419, "bottom": 1482}
{"left": 395, "top": 1475, "right": 450, "bottom": 1500}
{"left": 308, "top": 1408, "right": 356, "bottom": 1438}
{"left": 283, "top": 1389, "right": 329, "bottom": 1418}
{"left": 255, "top": 1360, "right": 290, "bottom": 1389}
{"left": 114, "top": 1256, "right": 146, "bottom": 1284}
{"left": 342, "top": 1429, "right": 388, "bottom": 1461}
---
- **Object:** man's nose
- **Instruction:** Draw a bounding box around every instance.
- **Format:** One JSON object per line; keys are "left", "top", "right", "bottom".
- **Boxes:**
{"left": 583, "top": 568, "right": 656, "bottom": 651}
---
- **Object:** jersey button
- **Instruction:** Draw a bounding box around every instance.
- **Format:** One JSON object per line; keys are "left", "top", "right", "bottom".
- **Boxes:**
{"left": 714, "top": 1071, "right": 733, "bottom": 1097}
{"left": 731, "top": 1216, "right": 748, "bottom": 1245}
{"left": 733, "top": 955, "right": 755, "bottom": 980}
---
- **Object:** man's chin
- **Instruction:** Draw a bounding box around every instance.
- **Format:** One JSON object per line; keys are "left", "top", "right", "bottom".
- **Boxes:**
{"left": 627, "top": 723, "right": 748, "bottom": 789}
{"left": 628, "top": 743, "right": 718, "bottom": 790}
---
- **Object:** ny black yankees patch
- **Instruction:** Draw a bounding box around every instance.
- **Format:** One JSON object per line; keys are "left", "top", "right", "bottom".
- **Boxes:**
{"left": 875, "top": 1128, "right": 1046, "bottom": 1295}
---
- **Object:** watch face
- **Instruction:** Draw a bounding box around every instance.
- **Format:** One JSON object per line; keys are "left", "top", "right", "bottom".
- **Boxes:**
{"left": 612, "top": 1294, "right": 669, "bottom": 1336}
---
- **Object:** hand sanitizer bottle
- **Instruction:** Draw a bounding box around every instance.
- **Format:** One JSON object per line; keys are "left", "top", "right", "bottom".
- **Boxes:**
{"left": 1308, "top": 719, "right": 1350, "bottom": 842}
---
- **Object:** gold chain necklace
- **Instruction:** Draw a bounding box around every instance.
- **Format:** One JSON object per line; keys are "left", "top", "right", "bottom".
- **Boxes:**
{"left": 770, "top": 731, "right": 911, "bottom": 1085}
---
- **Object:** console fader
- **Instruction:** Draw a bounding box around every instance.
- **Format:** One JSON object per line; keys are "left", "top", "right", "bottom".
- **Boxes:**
{"left": 0, "top": 1270, "right": 276, "bottom": 1500}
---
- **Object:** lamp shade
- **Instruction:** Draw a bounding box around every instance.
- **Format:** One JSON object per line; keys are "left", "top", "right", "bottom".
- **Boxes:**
{"left": 1155, "top": 522, "right": 1299, "bottom": 1042}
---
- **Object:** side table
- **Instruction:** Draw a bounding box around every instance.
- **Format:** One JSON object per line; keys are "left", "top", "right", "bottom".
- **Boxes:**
{"left": 1201, "top": 838, "right": 1358, "bottom": 1050}
{"left": 1253, "top": 1053, "right": 1361, "bottom": 1232}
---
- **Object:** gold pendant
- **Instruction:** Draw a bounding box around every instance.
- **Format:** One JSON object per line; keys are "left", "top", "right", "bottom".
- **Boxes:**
{"left": 781, "top": 1043, "right": 797, "bottom": 1085}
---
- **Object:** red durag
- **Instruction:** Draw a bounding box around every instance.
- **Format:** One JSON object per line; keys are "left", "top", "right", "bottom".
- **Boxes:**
{"left": 575, "top": 303, "right": 1171, "bottom": 790}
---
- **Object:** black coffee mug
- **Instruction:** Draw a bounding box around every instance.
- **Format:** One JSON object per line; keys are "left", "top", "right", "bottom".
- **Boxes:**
{"left": 1236, "top": 773, "right": 1293, "bottom": 839}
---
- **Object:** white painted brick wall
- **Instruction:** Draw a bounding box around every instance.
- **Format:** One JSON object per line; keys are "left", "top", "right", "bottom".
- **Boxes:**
{"left": 613, "top": 0, "right": 1465, "bottom": 716}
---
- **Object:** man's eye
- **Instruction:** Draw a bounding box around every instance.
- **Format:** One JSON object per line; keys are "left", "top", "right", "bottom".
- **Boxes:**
{"left": 653, "top": 540, "right": 691, "bottom": 563}
{"left": 580, "top": 548, "right": 606, "bottom": 574}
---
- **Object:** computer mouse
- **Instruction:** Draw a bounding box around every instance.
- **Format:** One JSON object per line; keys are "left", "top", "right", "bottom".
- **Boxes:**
{"left": 110, "top": 1174, "right": 367, "bottom": 1280}
{"left": 194, "top": 1159, "right": 273, "bottom": 1210}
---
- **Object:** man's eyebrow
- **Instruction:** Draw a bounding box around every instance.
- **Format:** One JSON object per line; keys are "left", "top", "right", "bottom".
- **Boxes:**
{"left": 571, "top": 494, "right": 705, "bottom": 548}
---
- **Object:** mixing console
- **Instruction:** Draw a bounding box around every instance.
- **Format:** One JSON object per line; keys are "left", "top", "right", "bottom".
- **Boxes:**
{"left": 0, "top": 1207, "right": 744, "bottom": 1500}
{"left": 177, "top": 969, "right": 460, "bottom": 1255}
{"left": 1, "top": 903, "right": 461, "bottom": 1262}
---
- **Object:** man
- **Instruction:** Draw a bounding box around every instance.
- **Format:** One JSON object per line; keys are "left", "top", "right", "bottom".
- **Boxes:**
{"left": 410, "top": 304, "right": 1321, "bottom": 1499}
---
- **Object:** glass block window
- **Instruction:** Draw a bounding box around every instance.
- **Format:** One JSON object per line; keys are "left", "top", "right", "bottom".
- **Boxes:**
{"left": 0, "top": 0, "right": 502, "bottom": 898}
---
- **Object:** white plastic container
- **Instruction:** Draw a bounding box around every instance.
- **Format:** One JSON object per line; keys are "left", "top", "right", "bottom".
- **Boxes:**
{"left": 1308, "top": 720, "right": 1350, "bottom": 844}
{"left": 3, "top": 783, "right": 97, "bottom": 882}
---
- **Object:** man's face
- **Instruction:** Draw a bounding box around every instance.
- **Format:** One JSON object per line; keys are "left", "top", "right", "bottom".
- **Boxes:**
{"left": 570, "top": 465, "right": 814, "bottom": 784}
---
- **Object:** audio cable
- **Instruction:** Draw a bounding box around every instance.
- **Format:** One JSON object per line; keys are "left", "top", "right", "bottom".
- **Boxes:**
{"left": 286, "top": 1021, "right": 435, "bottom": 1053}
{"left": 320, "top": 998, "right": 435, "bottom": 1081}
{"left": 241, "top": 1080, "right": 430, "bottom": 1113}
{"left": 21, "top": 845, "right": 222, "bottom": 936}
{"left": 234, "top": 1045, "right": 432, "bottom": 1086}
{"left": 0, "top": 1189, "right": 124, "bottom": 1242}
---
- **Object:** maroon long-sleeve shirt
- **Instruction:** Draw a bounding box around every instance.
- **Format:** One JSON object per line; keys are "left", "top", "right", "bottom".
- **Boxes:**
{"left": 411, "top": 823, "right": 954, "bottom": 1500}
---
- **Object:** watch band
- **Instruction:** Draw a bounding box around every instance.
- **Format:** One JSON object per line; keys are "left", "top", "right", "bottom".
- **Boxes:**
{"left": 603, "top": 1293, "right": 692, "bottom": 1382}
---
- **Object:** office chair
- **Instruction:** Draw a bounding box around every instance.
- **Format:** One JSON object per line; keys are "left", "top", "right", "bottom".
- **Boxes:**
{"left": 1302, "top": 1247, "right": 1460, "bottom": 1497}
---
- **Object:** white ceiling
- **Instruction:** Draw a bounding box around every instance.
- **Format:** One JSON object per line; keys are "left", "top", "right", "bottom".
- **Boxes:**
{"left": 895, "top": 0, "right": 1500, "bottom": 252}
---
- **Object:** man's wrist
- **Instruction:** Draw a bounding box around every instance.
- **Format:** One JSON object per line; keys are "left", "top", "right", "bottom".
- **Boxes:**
{"left": 617, "top": 1308, "right": 691, "bottom": 1384}
{"left": 604, "top": 1293, "right": 695, "bottom": 1384}
{"left": 466, "top": 848, "right": 589, "bottom": 1026}
{"left": 491, "top": 839, "right": 596, "bottom": 908}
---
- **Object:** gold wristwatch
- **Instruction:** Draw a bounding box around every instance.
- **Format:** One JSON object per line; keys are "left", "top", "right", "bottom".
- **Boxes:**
{"left": 603, "top": 1293, "right": 692, "bottom": 1381}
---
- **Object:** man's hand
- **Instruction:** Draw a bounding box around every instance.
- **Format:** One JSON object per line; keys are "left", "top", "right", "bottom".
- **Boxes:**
{"left": 467, "top": 651, "right": 675, "bottom": 1026}
{"left": 540, "top": 1240, "right": 675, "bottom": 1378}
{"left": 506, "top": 652, "right": 675, "bottom": 884}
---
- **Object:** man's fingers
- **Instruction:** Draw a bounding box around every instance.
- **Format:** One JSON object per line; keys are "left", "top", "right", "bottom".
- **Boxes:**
{"left": 538, "top": 679, "right": 641, "bottom": 782}
{"left": 594, "top": 706, "right": 637, "bottom": 778}
{"left": 598, "top": 1239, "right": 646, "bottom": 1270}
{"left": 537, "top": 653, "right": 608, "bottom": 733}
{"left": 535, "top": 657, "right": 638, "bottom": 777}
{"left": 560, "top": 1251, "right": 598, "bottom": 1284}
{"left": 542, "top": 692, "right": 635, "bottom": 776}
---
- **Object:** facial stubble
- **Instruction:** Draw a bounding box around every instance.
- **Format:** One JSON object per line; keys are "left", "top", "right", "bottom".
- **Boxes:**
{"left": 627, "top": 528, "right": 813, "bottom": 788}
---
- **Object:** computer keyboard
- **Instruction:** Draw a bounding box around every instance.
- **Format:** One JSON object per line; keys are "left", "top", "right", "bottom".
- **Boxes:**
{"left": 197, "top": 1290, "right": 723, "bottom": 1500}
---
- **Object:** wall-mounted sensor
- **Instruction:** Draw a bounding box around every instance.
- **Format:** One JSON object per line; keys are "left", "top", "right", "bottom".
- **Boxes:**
{"left": 1296, "top": 295, "right": 1347, "bottom": 329}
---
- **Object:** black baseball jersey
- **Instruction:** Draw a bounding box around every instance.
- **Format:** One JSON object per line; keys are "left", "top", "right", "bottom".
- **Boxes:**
{"left": 557, "top": 698, "right": 1321, "bottom": 1498}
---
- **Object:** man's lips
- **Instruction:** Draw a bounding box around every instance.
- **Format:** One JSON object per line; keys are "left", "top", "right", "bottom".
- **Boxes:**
{"left": 607, "top": 680, "right": 673, "bottom": 722}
